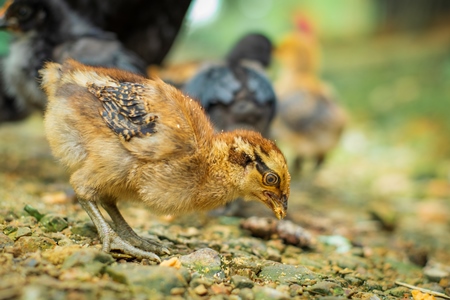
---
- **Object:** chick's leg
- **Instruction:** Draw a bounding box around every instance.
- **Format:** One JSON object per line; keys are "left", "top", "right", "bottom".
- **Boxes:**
{"left": 100, "top": 201, "right": 170, "bottom": 255}
{"left": 77, "top": 198, "right": 161, "bottom": 262}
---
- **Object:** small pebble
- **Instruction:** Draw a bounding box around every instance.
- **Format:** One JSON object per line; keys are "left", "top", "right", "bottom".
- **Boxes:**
{"left": 15, "top": 227, "right": 32, "bottom": 239}
{"left": 194, "top": 284, "right": 208, "bottom": 296}
{"left": 210, "top": 283, "right": 231, "bottom": 295}
{"left": 40, "top": 214, "right": 68, "bottom": 232}
{"left": 170, "top": 287, "right": 186, "bottom": 296}
{"left": 3, "top": 225, "right": 17, "bottom": 235}
{"left": 231, "top": 275, "right": 254, "bottom": 289}
{"left": 0, "top": 233, "right": 14, "bottom": 250}
{"left": 424, "top": 266, "right": 449, "bottom": 282}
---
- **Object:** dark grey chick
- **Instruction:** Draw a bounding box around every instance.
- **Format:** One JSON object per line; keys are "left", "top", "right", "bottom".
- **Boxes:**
{"left": 183, "top": 33, "right": 277, "bottom": 138}
{"left": 0, "top": 0, "right": 146, "bottom": 118}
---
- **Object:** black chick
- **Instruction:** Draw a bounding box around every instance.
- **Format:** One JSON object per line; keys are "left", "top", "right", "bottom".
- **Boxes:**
{"left": 63, "top": 0, "right": 192, "bottom": 65}
{"left": 183, "top": 33, "right": 277, "bottom": 138}
{"left": 0, "top": 0, "right": 146, "bottom": 116}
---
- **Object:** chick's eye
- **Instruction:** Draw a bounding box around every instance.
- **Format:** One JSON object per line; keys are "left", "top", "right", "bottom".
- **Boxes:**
{"left": 263, "top": 173, "right": 279, "bottom": 186}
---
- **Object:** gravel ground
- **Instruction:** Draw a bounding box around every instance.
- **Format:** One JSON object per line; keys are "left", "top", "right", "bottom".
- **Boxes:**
{"left": 0, "top": 115, "right": 449, "bottom": 300}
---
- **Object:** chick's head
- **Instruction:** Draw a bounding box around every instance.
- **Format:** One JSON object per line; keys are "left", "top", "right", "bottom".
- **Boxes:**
{"left": 274, "top": 33, "right": 320, "bottom": 74}
{"left": 0, "top": 0, "right": 48, "bottom": 33}
{"left": 228, "top": 131, "right": 290, "bottom": 219}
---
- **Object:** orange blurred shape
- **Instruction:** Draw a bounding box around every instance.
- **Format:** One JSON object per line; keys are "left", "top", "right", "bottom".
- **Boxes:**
{"left": 412, "top": 290, "right": 436, "bottom": 300}
{"left": 147, "top": 61, "right": 200, "bottom": 86}
{"left": 417, "top": 200, "right": 449, "bottom": 224}
{"left": 160, "top": 257, "right": 181, "bottom": 269}
{"left": 426, "top": 179, "right": 450, "bottom": 198}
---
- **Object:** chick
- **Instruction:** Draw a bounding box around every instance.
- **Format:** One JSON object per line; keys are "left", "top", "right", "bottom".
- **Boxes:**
{"left": 40, "top": 59, "right": 290, "bottom": 261}
{"left": 273, "top": 31, "right": 346, "bottom": 175}
{"left": 184, "top": 33, "right": 277, "bottom": 137}
{"left": 0, "top": 0, "right": 146, "bottom": 117}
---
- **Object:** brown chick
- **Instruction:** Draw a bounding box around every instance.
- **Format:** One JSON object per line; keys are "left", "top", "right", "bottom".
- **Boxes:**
{"left": 40, "top": 59, "right": 290, "bottom": 262}
{"left": 273, "top": 31, "right": 346, "bottom": 175}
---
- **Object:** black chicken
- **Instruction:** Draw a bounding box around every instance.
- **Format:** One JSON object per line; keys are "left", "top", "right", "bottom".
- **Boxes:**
{"left": 183, "top": 33, "right": 277, "bottom": 137}
{"left": 0, "top": 0, "right": 147, "bottom": 118}
{"left": 63, "top": 0, "right": 192, "bottom": 66}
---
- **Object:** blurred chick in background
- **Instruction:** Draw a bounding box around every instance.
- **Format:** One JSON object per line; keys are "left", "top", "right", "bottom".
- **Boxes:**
{"left": 63, "top": 0, "right": 192, "bottom": 66}
{"left": 0, "top": 0, "right": 146, "bottom": 121}
{"left": 147, "top": 60, "right": 201, "bottom": 89}
{"left": 272, "top": 19, "right": 346, "bottom": 176}
{"left": 184, "top": 33, "right": 277, "bottom": 138}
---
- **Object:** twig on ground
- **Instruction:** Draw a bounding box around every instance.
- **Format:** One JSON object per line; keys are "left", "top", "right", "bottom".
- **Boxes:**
{"left": 395, "top": 281, "right": 450, "bottom": 299}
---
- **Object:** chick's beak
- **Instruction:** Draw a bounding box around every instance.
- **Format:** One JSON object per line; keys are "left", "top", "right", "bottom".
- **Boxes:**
{"left": 263, "top": 191, "right": 288, "bottom": 220}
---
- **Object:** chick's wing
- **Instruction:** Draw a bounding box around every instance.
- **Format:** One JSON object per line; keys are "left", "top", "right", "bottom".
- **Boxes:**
{"left": 88, "top": 82, "right": 158, "bottom": 141}
{"left": 87, "top": 80, "right": 197, "bottom": 161}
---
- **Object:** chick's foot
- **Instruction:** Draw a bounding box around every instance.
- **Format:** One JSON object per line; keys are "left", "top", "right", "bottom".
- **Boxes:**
{"left": 78, "top": 198, "right": 161, "bottom": 262}
{"left": 117, "top": 233, "right": 170, "bottom": 256}
{"left": 101, "top": 201, "right": 170, "bottom": 256}
{"left": 105, "top": 231, "right": 162, "bottom": 262}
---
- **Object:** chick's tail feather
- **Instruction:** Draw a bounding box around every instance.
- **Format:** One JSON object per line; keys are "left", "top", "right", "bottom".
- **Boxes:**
{"left": 39, "top": 62, "right": 63, "bottom": 99}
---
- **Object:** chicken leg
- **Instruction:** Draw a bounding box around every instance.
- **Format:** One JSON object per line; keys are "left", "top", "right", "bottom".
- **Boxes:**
{"left": 100, "top": 200, "right": 170, "bottom": 255}
{"left": 77, "top": 198, "right": 161, "bottom": 262}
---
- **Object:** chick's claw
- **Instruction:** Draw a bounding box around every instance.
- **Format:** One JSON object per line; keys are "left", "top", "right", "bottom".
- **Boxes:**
{"left": 118, "top": 233, "right": 170, "bottom": 256}
{"left": 100, "top": 201, "right": 170, "bottom": 255}
{"left": 106, "top": 232, "right": 161, "bottom": 262}
{"left": 78, "top": 198, "right": 163, "bottom": 261}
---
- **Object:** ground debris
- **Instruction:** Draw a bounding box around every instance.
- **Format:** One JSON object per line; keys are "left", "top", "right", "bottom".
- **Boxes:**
{"left": 396, "top": 281, "right": 450, "bottom": 300}
{"left": 23, "top": 204, "right": 45, "bottom": 221}
{"left": 241, "top": 217, "right": 316, "bottom": 248}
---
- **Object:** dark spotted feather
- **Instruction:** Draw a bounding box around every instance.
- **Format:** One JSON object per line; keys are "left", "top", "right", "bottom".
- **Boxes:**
{"left": 87, "top": 82, "right": 158, "bottom": 141}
